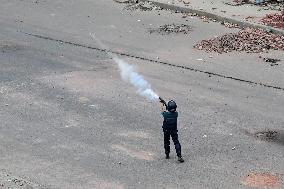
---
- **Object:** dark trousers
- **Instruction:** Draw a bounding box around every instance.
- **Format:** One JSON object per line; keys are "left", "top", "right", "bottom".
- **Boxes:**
{"left": 163, "top": 129, "right": 182, "bottom": 157}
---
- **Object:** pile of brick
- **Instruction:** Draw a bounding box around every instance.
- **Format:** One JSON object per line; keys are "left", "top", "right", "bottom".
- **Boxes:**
{"left": 261, "top": 9, "right": 284, "bottom": 29}
{"left": 194, "top": 28, "right": 284, "bottom": 53}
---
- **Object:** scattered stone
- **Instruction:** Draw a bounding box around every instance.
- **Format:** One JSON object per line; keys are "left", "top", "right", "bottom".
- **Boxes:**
{"left": 263, "top": 57, "right": 281, "bottom": 66}
{"left": 149, "top": 24, "right": 192, "bottom": 35}
{"left": 113, "top": 0, "right": 132, "bottom": 3}
{"left": 232, "top": 147, "right": 236, "bottom": 150}
{"left": 222, "top": 21, "right": 240, "bottom": 28}
{"left": 249, "top": 129, "right": 284, "bottom": 145}
{"left": 200, "top": 16, "right": 209, "bottom": 22}
{"left": 117, "top": 0, "right": 163, "bottom": 11}
{"left": 256, "top": 130, "right": 278, "bottom": 140}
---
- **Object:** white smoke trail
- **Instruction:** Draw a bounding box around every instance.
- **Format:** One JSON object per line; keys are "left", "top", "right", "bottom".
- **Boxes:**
{"left": 90, "top": 33, "right": 159, "bottom": 102}
{"left": 113, "top": 57, "right": 159, "bottom": 101}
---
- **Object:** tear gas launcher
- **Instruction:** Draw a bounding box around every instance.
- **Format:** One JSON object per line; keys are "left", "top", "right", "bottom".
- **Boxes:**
{"left": 159, "top": 97, "right": 167, "bottom": 108}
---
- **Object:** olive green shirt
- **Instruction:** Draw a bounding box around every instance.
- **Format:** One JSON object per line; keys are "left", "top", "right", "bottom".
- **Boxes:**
{"left": 161, "top": 111, "right": 178, "bottom": 118}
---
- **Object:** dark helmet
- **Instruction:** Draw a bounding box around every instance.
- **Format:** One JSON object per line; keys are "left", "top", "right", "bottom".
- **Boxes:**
{"left": 167, "top": 100, "right": 177, "bottom": 112}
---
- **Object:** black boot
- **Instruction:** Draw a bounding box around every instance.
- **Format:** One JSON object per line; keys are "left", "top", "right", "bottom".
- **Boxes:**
{"left": 166, "top": 154, "right": 170, "bottom": 159}
{"left": 178, "top": 156, "right": 184, "bottom": 163}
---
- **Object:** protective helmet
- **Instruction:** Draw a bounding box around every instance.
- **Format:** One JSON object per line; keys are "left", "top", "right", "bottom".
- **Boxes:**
{"left": 167, "top": 100, "right": 177, "bottom": 112}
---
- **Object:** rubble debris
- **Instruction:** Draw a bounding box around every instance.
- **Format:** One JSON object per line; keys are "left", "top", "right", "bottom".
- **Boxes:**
{"left": 182, "top": 12, "right": 198, "bottom": 17}
{"left": 126, "top": 2, "right": 162, "bottom": 11}
{"left": 226, "top": 0, "right": 283, "bottom": 8}
{"left": 113, "top": 0, "right": 134, "bottom": 3}
{"left": 200, "top": 16, "right": 209, "bottom": 23}
{"left": 225, "top": 0, "right": 253, "bottom": 6}
{"left": 245, "top": 129, "right": 284, "bottom": 144}
{"left": 263, "top": 57, "right": 281, "bottom": 66}
{"left": 261, "top": 9, "right": 284, "bottom": 29}
{"left": 149, "top": 24, "right": 192, "bottom": 34}
{"left": 116, "top": 0, "right": 163, "bottom": 11}
{"left": 255, "top": 130, "right": 278, "bottom": 140}
{"left": 194, "top": 27, "right": 284, "bottom": 53}
{"left": 220, "top": 21, "right": 240, "bottom": 28}
{"left": 254, "top": 129, "right": 284, "bottom": 145}
{"left": 0, "top": 169, "right": 40, "bottom": 189}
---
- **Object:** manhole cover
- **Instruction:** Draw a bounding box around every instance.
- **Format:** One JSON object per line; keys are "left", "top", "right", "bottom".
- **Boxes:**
{"left": 242, "top": 173, "right": 282, "bottom": 188}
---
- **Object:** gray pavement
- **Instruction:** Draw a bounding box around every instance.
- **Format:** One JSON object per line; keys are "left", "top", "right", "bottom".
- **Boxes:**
{"left": 0, "top": 0, "right": 284, "bottom": 189}
{"left": 143, "top": 0, "right": 282, "bottom": 21}
{"left": 140, "top": 0, "right": 284, "bottom": 35}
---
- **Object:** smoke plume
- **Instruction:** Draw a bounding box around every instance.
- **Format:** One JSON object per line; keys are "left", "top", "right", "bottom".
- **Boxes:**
{"left": 90, "top": 33, "right": 159, "bottom": 102}
{"left": 113, "top": 57, "right": 159, "bottom": 101}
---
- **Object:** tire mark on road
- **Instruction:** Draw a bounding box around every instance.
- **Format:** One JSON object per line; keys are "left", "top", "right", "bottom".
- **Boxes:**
{"left": 21, "top": 31, "right": 284, "bottom": 92}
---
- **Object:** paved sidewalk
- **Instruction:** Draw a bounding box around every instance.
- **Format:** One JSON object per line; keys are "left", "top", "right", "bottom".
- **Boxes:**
{"left": 140, "top": 0, "right": 284, "bottom": 35}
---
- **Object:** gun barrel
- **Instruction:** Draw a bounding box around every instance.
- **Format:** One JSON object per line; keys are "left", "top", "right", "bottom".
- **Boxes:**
{"left": 159, "top": 97, "right": 167, "bottom": 105}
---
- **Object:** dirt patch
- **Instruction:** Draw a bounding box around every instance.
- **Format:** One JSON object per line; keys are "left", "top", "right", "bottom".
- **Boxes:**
{"left": 262, "top": 57, "right": 281, "bottom": 66}
{"left": 149, "top": 24, "right": 192, "bottom": 35}
{"left": 111, "top": 144, "right": 154, "bottom": 161}
{"left": 244, "top": 129, "right": 284, "bottom": 145}
{"left": 117, "top": 131, "right": 152, "bottom": 139}
{"left": 0, "top": 42, "right": 22, "bottom": 53}
{"left": 254, "top": 130, "right": 284, "bottom": 144}
{"left": 194, "top": 27, "right": 284, "bottom": 53}
{"left": 242, "top": 172, "right": 283, "bottom": 188}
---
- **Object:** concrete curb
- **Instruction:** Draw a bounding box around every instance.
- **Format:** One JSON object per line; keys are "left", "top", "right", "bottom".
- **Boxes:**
{"left": 139, "top": 0, "right": 284, "bottom": 36}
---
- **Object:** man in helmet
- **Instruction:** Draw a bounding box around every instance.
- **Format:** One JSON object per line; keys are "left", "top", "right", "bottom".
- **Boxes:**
{"left": 161, "top": 100, "right": 184, "bottom": 163}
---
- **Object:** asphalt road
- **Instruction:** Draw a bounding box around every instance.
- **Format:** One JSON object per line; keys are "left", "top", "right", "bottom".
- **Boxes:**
{"left": 0, "top": 0, "right": 283, "bottom": 189}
